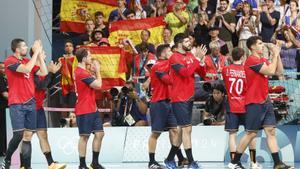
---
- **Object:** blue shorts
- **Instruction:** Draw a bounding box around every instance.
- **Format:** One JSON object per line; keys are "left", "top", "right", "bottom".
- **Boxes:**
{"left": 172, "top": 101, "right": 193, "bottom": 126}
{"left": 9, "top": 99, "right": 37, "bottom": 132}
{"left": 225, "top": 111, "right": 245, "bottom": 132}
{"left": 36, "top": 108, "right": 47, "bottom": 130}
{"left": 245, "top": 100, "right": 276, "bottom": 131}
{"left": 76, "top": 112, "right": 104, "bottom": 135}
{"left": 150, "top": 100, "right": 177, "bottom": 132}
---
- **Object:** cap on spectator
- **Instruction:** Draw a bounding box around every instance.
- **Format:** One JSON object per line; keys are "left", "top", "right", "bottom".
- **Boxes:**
{"left": 99, "top": 38, "right": 110, "bottom": 46}
{"left": 146, "top": 59, "right": 156, "bottom": 66}
{"left": 92, "top": 29, "right": 104, "bottom": 37}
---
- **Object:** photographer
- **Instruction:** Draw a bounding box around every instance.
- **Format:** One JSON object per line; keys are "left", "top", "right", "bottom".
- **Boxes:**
{"left": 115, "top": 81, "right": 148, "bottom": 126}
{"left": 203, "top": 84, "right": 226, "bottom": 125}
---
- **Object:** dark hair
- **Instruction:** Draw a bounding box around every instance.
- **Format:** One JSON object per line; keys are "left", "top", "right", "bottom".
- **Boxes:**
{"left": 246, "top": 36, "right": 262, "bottom": 50}
{"left": 75, "top": 48, "right": 89, "bottom": 62}
{"left": 220, "top": 0, "right": 229, "bottom": 4}
{"left": 95, "top": 11, "right": 104, "bottom": 18}
{"left": 11, "top": 38, "right": 25, "bottom": 53}
{"left": 174, "top": 33, "right": 189, "bottom": 45}
{"left": 163, "top": 27, "right": 172, "bottom": 35}
{"left": 156, "top": 44, "right": 170, "bottom": 58}
{"left": 64, "top": 39, "right": 73, "bottom": 46}
{"left": 212, "top": 84, "right": 225, "bottom": 94}
{"left": 91, "top": 30, "right": 103, "bottom": 41}
{"left": 141, "top": 29, "right": 151, "bottom": 37}
{"left": 125, "top": 9, "right": 135, "bottom": 17}
{"left": 139, "top": 42, "right": 149, "bottom": 52}
{"left": 231, "top": 47, "right": 245, "bottom": 61}
{"left": 241, "top": 1, "right": 253, "bottom": 16}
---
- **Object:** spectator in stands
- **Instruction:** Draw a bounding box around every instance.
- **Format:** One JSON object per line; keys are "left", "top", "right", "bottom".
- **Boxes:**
{"left": 275, "top": 28, "right": 298, "bottom": 79}
{"left": 281, "top": 0, "right": 299, "bottom": 29}
{"left": 0, "top": 62, "right": 8, "bottom": 156}
{"left": 94, "top": 11, "right": 109, "bottom": 38}
{"left": 125, "top": 9, "right": 137, "bottom": 20}
{"left": 236, "top": 2, "right": 258, "bottom": 56}
{"left": 109, "top": 0, "right": 129, "bottom": 22}
{"left": 135, "top": 29, "right": 156, "bottom": 54}
{"left": 161, "top": 27, "right": 174, "bottom": 46}
{"left": 203, "top": 84, "right": 226, "bottom": 125}
{"left": 89, "top": 30, "right": 104, "bottom": 46}
{"left": 204, "top": 41, "right": 227, "bottom": 81}
{"left": 208, "top": 0, "right": 236, "bottom": 53}
{"left": 192, "top": 0, "right": 216, "bottom": 20}
{"left": 260, "top": 0, "right": 281, "bottom": 42}
{"left": 116, "top": 81, "right": 148, "bottom": 126}
{"left": 165, "top": 2, "right": 189, "bottom": 39}
{"left": 59, "top": 40, "right": 77, "bottom": 108}
{"left": 133, "top": 42, "right": 156, "bottom": 84}
{"left": 231, "top": 0, "right": 258, "bottom": 17}
{"left": 194, "top": 11, "right": 210, "bottom": 45}
{"left": 150, "top": 0, "right": 167, "bottom": 17}
{"left": 133, "top": 0, "right": 147, "bottom": 19}
{"left": 206, "top": 26, "right": 229, "bottom": 56}
{"left": 78, "top": 19, "right": 95, "bottom": 45}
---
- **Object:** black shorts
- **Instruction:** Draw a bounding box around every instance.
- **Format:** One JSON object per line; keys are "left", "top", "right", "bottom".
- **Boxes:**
{"left": 10, "top": 99, "right": 37, "bottom": 132}
{"left": 36, "top": 108, "right": 47, "bottom": 130}
{"left": 150, "top": 100, "right": 177, "bottom": 132}
{"left": 225, "top": 111, "right": 246, "bottom": 132}
{"left": 77, "top": 112, "right": 104, "bottom": 135}
{"left": 172, "top": 101, "right": 193, "bottom": 127}
{"left": 245, "top": 100, "right": 276, "bottom": 131}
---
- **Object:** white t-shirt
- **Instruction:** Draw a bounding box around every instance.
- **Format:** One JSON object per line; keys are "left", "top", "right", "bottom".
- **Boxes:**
{"left": 236, "top": 15, "right": 258, "bottom": 40}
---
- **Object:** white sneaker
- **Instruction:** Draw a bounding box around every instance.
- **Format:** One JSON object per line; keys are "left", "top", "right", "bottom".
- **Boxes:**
{"left": 228, "top": 162, "right": 245, "bottom": 169}
{"left": 250, "top": 162, "right": 262, "bottom": 169}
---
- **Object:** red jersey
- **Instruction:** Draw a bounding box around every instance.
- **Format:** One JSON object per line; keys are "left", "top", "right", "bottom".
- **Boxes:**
{"left": 169, "top": 52, "right": 206, "bottom": 102}
{"left": 222, "top": 64, "right": 246, "bottom": 113}
{"left": 34, "top": 73, "right": 54, "bottom": 110}
{"left": 35, "top": 76, "right": 46, "bottom": 110}
{"left": 74, "top": 67, "right": 97, "bottom": 116}
{"left": 150, "top": 60, "right": 172, "bottom": 103}
{"left": 4, "top": 55, "right": 39, "bottom": 105}
{"left": 133, "top": 53, "right": 156, "bottom": 82}
{"left": 204, "top": 54, "right": 227, "bottom": 81}
{"left": 244, "top": 55, "right": 269, "bottom": 105}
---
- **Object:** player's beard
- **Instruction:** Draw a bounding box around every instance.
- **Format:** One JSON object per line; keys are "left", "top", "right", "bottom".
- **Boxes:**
{"left": 183, "top": 45, "right": 191, "bottom": 52}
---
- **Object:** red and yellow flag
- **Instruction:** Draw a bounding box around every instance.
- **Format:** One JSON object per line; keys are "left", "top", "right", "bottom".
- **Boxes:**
{"left": 82, "top": 46, "right": 127, "bottom": 90}
{"left": 60, "top": 0, "right": 117, "bottom": 33}
{"left": 59, "top": 56, "right": 78, "bottom": 96}
{"left": 108, "top": 16, "right": 166, "bottom": 46}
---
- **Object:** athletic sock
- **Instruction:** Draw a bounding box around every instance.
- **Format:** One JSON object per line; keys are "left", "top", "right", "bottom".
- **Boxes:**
{"left": 92, "top": 151, "right": 99, "bottom": 165}
{"left": 166, "top": 145, "right": 179, "bottom": 161}
{"left": 230, "top": 152, "right": 236, "bottom": 161}
{"left": 185, "top": 149, "right": 194, "bottom": 163}
{"left": 271, "top": 152, "right": 281, "bottom": 166}
{"left": 177, "top": 149, "right": 185, "bottom": 161}
{"left": 44, "top": 152, "right": 54, "bottom": 166}
{"left": 249, "top": 149, "right": 256, "bottom": 163}
{"left": 232, "top": 152, "right": 242, "bottom": 164}
{"left": 149, "top": 153, "right": 155, "bottom": 163}
{"left": 79, "top": 156, "right": 86, "bottom": 167}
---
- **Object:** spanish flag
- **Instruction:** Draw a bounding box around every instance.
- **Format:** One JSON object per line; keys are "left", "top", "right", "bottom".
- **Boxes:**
{"left": 60, "top": 0, "right": 117, "bottom": 33}
{"left": 83, "top": 46, "right": 127, "bottom": 89}
{"left": 59, "top": 56, "right": 78, "bottom": 96}
{"left": 108, "top": 16, "right": 166, "bottom": 46}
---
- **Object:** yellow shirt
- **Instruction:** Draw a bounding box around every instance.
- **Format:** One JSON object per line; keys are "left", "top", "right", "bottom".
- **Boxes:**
{"left": 165, "top": 11, "right": 189, "bottom": 39}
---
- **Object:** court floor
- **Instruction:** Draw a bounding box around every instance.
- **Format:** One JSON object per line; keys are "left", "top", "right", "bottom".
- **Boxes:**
{"left": 2, "top": 160, "right": 298, "bottom": 169}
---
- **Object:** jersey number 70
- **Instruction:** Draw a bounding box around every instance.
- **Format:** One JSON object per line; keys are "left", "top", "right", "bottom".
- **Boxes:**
{"left": 229, "top": 77, "right": 244, "bottom": 95}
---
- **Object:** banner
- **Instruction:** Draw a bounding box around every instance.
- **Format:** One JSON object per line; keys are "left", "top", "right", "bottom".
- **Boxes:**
{"left": 82, "top": 46, "right": 127, "bottom": 90}
{"left": 59, "top": 56, "right": 78, "bottom": 96}
{"left": 108, "top": 16, "right": 166, "bottom": 46}
{"left": 60, "top": 0, "right": 117, "bottom": 33}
